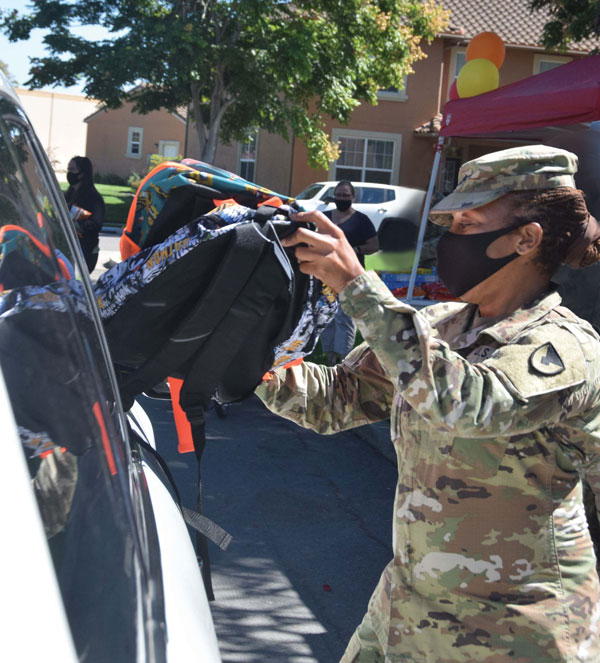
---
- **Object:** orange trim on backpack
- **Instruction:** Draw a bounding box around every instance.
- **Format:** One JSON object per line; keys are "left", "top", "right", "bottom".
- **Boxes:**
{"left": 0, "top": 224, "right": 52, "bottom": 258}
{"left": 262, "top": 357, "right": 303, "bottom": 381}
{"left": 0, "top": 223, "right": 70, "bottom": 281}
{"left": 258, "top": 196, "right": 284, "bottom": 208}
{"left": 119, "top": 232, "right": 141, "bottom": 261}
{"left": 168, "top": 377, "right": 195, "bottom": 454}
{"left": 39, "top": 446, "right": 67, "bottom": 460}
{"left": 93, "top": 402, "right": 117, "bottom": 475}
{"left": 121, "top": 161, "right": 196, "bottom": 259}
{"left": 211, "top": 198, "right": 238, "bottom": 208}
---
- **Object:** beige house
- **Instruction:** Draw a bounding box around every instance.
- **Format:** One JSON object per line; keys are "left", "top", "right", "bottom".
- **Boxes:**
{"left": 84, "top": 100, "right": 294, "bottom": 193}
{"left": 85, "top": 102, "right": 187, "bottom": 181}
{"left": 84, "top": 0, "right": 599, "bottom": 196}
{"left": 290, "top": 0, "right": 600, "bottom": 197}
{"left": 15, "top": 87, "right": 99, "bottom": 178}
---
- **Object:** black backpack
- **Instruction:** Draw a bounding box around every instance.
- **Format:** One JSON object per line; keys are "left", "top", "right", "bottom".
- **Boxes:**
{"left": 98, "top": 207, "right": 335, "bottom": 416}
{"left": 95, "top": 172, "right": 336, "bottom": 599}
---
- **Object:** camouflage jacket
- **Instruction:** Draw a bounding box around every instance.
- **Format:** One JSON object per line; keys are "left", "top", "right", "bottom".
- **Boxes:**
{"left": 256, "top": 271, "right": 600, "bottom": 663}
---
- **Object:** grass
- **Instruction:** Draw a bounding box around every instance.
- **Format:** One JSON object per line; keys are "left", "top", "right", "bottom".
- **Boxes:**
{"left": 59, "top": 182, "right": 135, "bottom": 227}
{"left": 96, "top": 183, "right": 135, "bottom": 226}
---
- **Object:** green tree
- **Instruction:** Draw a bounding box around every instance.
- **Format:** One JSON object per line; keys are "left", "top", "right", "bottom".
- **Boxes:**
{"left": 1, "top": 0, "right": 448, "bottom": 168}
{"left": 529, "top": 0, "right": 600, "bottom": 50}
{"left": 0, "top": 59, "right": 16, "bottom": 84}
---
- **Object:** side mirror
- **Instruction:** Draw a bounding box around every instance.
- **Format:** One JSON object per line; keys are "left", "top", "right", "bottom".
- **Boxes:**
{"left": 323, "top": 195, "right": 335, "bottom": 204}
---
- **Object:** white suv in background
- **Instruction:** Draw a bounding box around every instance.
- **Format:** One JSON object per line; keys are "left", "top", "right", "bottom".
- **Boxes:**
{"left": 294, "top": 181, "right": 426, "bottom": 252}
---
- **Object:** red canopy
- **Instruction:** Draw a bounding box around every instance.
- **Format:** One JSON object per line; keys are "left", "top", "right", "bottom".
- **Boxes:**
{"left": 440, "top": 55, "right": 600, "bottom": 138}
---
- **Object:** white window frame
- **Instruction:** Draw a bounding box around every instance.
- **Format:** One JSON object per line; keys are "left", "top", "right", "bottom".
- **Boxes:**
{"left": 533, "top": 53, "right": 571, "bottom": 75}
{"left": 126, "top": 126, "right": 143, "bottom": 159}
{"left": 329, "top": 128, "right": 402, "bottom": 184}
{"left": 158, "top": 140, "right": 180, "bottom": 159}
{"left": 377, "top": 76, "right": 408, "bottom": 102}
{"left": 447, "top": 47, "right": 466, "bottom": 99}
{"left": 238, "top": 133, "right": 258, "bottom": 181}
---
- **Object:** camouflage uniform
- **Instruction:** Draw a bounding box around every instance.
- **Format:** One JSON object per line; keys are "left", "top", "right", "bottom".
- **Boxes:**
{"left": 257, "top": 145, "right": 600, "bottom": 661}
{"left": 256, "top": 271, "right": 600, "bottom": 662}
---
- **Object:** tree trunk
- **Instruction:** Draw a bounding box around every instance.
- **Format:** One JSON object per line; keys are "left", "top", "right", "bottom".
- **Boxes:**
{"left": 190, "top": 70, "right": 236, "bottom": 164}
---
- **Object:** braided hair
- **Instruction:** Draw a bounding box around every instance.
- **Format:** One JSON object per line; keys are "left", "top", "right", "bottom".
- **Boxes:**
{"left": 505, "top": 187, "right": 598, "bottom": 275}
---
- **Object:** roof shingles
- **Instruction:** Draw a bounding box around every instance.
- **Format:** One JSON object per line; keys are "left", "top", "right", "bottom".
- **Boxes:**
{"left": 441, "top": 0, "right": 600, "bottom": 52}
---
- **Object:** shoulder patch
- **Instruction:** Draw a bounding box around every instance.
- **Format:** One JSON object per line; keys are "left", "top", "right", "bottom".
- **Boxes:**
{"left": 485, "top": 324, "right": 587, "bottom": 400}
{"left": 529, "top": 342, "right": 565, "bottom": 375}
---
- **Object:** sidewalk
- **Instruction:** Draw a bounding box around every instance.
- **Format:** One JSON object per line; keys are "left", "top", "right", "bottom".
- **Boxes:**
{"left": 91, "top": 227, "right": 122, "bottom": 281}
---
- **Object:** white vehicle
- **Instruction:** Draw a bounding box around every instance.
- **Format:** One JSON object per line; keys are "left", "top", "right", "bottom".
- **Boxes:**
{"left": 0, "top": 73, "right": 221, "bottom": 662}
{"left": 294, "top": 181, "right": 426, "bottom": 250}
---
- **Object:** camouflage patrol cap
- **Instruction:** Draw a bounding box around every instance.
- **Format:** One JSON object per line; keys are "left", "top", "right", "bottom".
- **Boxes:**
{"left": 429, "top": 145, "right": 578, "bottom": 226}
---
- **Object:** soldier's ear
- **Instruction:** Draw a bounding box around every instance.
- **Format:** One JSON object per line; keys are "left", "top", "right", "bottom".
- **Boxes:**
{"left": 516, "top": 222, "right": 543, "bottom": 255}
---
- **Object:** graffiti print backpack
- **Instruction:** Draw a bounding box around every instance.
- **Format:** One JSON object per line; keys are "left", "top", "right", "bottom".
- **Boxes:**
{"left": 102, "top": 159, "right": 336, "bottom": 416}
{"left": 96, "top": 160, "right": 337, "bottom": 598}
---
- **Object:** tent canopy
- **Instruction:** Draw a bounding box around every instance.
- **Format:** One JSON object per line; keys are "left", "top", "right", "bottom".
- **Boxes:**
{"left": 440, "top": 55, "right": 600, "bottom": 139}
{"left": 406, "top": 56, "right": 600, "bottom": 302}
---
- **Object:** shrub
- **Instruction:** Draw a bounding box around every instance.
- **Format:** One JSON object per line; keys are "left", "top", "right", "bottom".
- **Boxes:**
{"left": 128, "top": 171, "right": 143, "bottom": 190}
{"left": 94, "top": 172, "right": 128, "bottom": 186}
{"left": 148, "top": 153, "right": 182, "bottom": 171}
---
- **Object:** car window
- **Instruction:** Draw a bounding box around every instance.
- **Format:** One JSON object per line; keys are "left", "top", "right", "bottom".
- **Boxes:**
{"left": 0, "top": 95, "right": 146, "bottom": 662}
{"left": 295, "top": 183, "right": 325, "bottom": 200}
{"left": 322, "top": 186, "right": 337, "bottom": 200}
{"left": 355, "top": 187, "right": 394, "bottom": 205}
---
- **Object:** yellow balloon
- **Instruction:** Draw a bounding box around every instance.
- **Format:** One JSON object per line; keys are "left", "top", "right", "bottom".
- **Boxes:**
{"left": 456, "top": 58, "right": 499, "bottom": 98}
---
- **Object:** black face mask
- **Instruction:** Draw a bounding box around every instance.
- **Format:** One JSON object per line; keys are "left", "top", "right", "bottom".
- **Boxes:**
{"left": 67, "top": 172, "right": 81, "bottom": 185}
{"left": 334, "top": 198, "right": 352, "bottom": 212}
{"left": 436, "top": 224, "right": 524, "bottom": 297}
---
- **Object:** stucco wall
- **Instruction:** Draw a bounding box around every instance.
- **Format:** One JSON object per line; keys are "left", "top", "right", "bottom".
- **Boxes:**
{"left": 85, "top": 102, "right": 186, "bottom": 179}
{"left": 15, "top": 88, "right": 99, "bottom": 179}
{"left": 186, "top": 128, "right": 292, "bottom": 194}
{"left": 289, "top": 40, "right": 445, "bottom": 196}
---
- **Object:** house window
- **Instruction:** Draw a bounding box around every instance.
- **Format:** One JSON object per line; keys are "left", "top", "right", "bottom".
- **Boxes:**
{"left": 533, "top": 54, "right": 571, "bottom": 74}
{"left": 239, "top": 134, "right": 257, "bottom": 181}
{"left": 377, "top": 76, "right": 408, "bottom": 101}
{"left": 158, "top": 140, "right": 180, "bottom": 159}
{"left": 442, "top": 157, "right": 461, "bottom": 194}
{"left": 126, "top": 127, "right": 143, "bottom": 159}
{"left": 331, "top": 129, "right": 401, "bottom": 184}
{"left": 447, "top": 47, "right": 466, "bottom": 98}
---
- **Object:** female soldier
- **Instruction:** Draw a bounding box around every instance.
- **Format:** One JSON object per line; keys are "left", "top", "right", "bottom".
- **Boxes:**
{"left": 257, "top": 145, "right": 600, "bottom": 662}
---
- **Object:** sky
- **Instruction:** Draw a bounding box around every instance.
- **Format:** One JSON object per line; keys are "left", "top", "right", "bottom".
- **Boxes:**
{"left": 0, "top": 0, "right": 109, "bottom": 95}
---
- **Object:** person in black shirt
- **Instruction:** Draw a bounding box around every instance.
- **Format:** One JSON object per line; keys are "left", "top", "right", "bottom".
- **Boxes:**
{"left": 65, "top": 156, "right": 105, "bottom": 273}
{"left": 321, "top": 180, "right": 378, "bottom": 365}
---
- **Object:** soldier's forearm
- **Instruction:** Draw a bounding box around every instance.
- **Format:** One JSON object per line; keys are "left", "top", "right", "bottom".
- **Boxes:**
{"left": 340, "top": 272, "right": 577, "bottom": 437}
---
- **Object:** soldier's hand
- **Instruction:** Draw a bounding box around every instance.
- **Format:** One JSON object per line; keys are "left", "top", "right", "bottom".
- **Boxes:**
{"left": 282, "top": 210, "right": 365, "bottom": 293}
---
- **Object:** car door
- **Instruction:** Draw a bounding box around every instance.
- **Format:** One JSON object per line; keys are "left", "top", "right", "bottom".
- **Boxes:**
{"left": 0, "top": 77, "right": 169, "bottom": 663}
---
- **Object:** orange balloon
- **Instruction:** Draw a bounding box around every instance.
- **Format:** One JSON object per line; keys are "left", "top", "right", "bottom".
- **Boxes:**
{"left": 466, "top": 31, "right": 505, "bottom": 69}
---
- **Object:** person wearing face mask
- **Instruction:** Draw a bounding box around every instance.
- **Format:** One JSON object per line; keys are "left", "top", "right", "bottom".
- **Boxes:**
{"left": 64, "top": 156, "right": 105, "bottom": 273}
{"left": 256, "top": 145, "right": 600, "bottom": 663}
{"left": 320, "top": 180, "right": 378, "bottom": 364}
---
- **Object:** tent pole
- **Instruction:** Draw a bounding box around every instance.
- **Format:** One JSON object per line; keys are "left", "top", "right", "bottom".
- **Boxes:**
{"left": 407, "top": 136, "right": 445, "bottom": 302}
